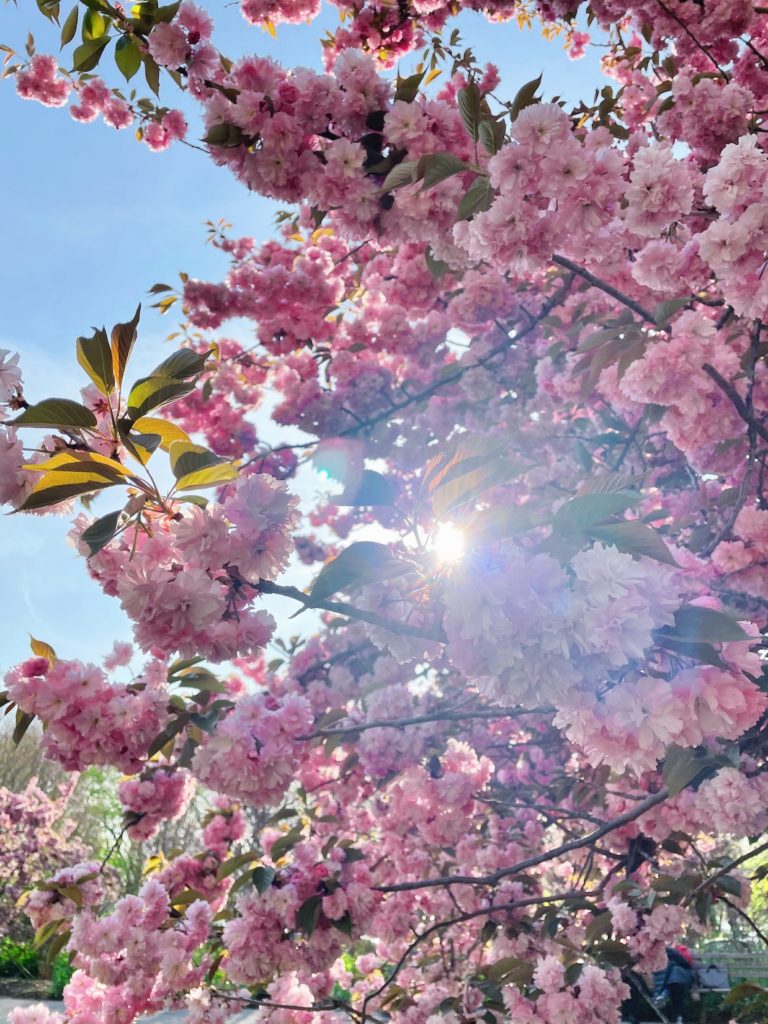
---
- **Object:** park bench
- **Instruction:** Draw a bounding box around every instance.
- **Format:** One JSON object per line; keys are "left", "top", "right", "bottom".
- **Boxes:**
{"left": 692, "top": 948, "right": 768, "bottom": 1023}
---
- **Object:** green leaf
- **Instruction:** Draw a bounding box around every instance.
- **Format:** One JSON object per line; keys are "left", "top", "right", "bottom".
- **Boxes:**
{"left": 652, "top": 297, "right": 689, "bottom": 327}
{"left": 333, "top": 911, "right": 353, "bottom": 936}
{"left": 424, "top": 435, "right": 505, "bottom": 495}
{"left": 668, "top": 605, "right": 748, "bottom": 644}
{"left": 175, "top": 464, "right": 239, "bottom": 491}
{"left": 308, "top": 542, "right": 406, "bottom": 605}
{"left": 167, "top": 656, "right": 205, "bottom": 678}
{"left": 585, "top": 911, "right": 612, "bottom": 946}
{"left": 654, "top": 634, "right": 726, "bottom": 668}
{"left": 151, "top": 347, "right": 211, "bottom": 380}
{"left": 128, "top": 431, "right": 162, "bottom": 465}
{"left": 76, "top": 327, "right": 115, "bottom": 395}
{"left": 80, "top": 509, "right": 122, "bottom": 556}
{"left": 154, "top": 1, "right": 182, "bottom": 23}
{"left": 394, "top": 69, "right": 425, "bottom": 103}
{"left": 82, "top": 8, "right": 108, "bottom": 38}
{"left": 425, "top": 246, "right": 450, "bottom": 281}
{"left": 169, "top": 441, "right": 222, "bottom": 480}
{"left": 510, "top": 73, "right": 543, "bottom": 121}
{"left": 18, "top": 472, "right": 119, "bottom": 512}
{"left": 484, "top": 958, "right": 534, "bottom": 987}
{"left": 115, "top": 35, "right": 141, "bottom": 80}
{"left": 33, "top": 920, "right": 62, "bottom": 950}
{"left": 131, "top": 416, "right": 190, "bottom": 451}
{"left": 269, "top": 824, "right": 304, "bottom": 862}
{"left": 44, "top": 929, "right": 71, "bottom": 966}
{"left": 174, "top": 668, "right": 227, "bottom": 692}
{"left": 144, "top": 54, "right": 160, "bottom": 95}
{"left": 252, "top": 865, "right": 277, "bottom": 894}
{"left": 216, "top": 851, "right": 260, "bottom": 880}
{"left": 25, "top": 450, "right": 131, "bottom": 480}
{"left": 36, "top": 0, "right": 60, "bottom": 23}
{"left": 380, "top": 160, "right": 418, "bottom": 192}
{"left": 423, "top": 435, "right": 525, "bottom": 518}
{"left": 464, "top": 505, "right": 539, "bottom": 547}
{"left": 335, "top": 469, "right": 395, "bottom": 506}
{"left": 457, "top": 81, "right": 483, "bottom": 141}
{"left": 417, "top": 151, "right": 469, "bottom": 190}
{"left": 296, "top": 894, "right": 323, "bottom": 937}
{"left": 125, "top": 375, "right": 195, "bottom": 420}
{"left": 576, "top": 472, "right": 641, "bottom": 496}
{"left": 170, "top": 888, "right": 207, "bottom": 907}
{"left": 71, "top": 33, "right": 110, "bottom": 72}
{"left": 725, "top": 982, "right": 768, "bottom": 1006}
{"left": 343, "top": 847, "right": 365, "bottom": 863}
{"left": 10, "top": 398, "right": 97, "bottom": 431}
{"left": 586, "top": 521, "right": 678, "bottom": 566}
{"left": 111, "top": 304, "right": 141, "bottom": 388}
{"left": 432, "top": 456, "right": 526, "bottom": 519}
{"left": 13, "top": 709, "right": 35, "bottom": 746}
{"left": 552, "top": 491, "right": 640, "bottom": 534}
{"left": 663, "top": 744, "right": 719, "bottom": 796}
{"left": 457, "top": 175, "right": 493, "bottom": 221}
{"left": 60, "top": 6, "right": 78, "bottom": 46}
{"left": 478, "top": 117, "right": 505, "bottom": 155}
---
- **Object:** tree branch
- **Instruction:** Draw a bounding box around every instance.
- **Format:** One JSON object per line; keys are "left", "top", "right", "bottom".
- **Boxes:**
{"left": 362, "top": 891, "right": 598, "bottom": 1016}
{"left": 375, "top": 786, "right": 670, "bottom": 892}
{"left": 257, "top": 578, "right": 447, "bottom": 643}
{"left": 300, "top": 705, "right": 552, "bottom": 739}
{"left": 684, "top": 837, "right": 768, "bottom": 906}
{"left": 702, "top": 361, "right": 768, "bottom": 446}
{"left": 551, "top": 255, "right": 656, "bottom": 324}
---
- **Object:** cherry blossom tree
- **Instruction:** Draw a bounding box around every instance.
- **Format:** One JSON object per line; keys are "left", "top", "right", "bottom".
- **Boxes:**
{"left": 3, "top": 0, "right": 768, "bottom": 1022}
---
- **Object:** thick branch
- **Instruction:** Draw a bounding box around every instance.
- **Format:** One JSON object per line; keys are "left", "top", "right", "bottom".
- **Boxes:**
{"left": 300, "top": 705, "right": 552, "bottom": 739}
{"left": 375, "top": 786, "right": 670, "bottom": 892}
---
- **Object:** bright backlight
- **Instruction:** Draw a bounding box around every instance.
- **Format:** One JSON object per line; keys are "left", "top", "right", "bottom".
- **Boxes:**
{"left": 432, "top": 523, "right": 465, "bottom": 564}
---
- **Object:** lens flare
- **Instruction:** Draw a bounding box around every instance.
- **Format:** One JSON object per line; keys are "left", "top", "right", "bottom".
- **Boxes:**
{"left": 432, "top": 523, "right": 465, "bottom": 564}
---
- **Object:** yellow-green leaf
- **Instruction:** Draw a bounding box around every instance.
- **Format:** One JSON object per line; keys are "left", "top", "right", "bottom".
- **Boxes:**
{"left": 30, "top": 636, "right": 56, "bottom": 664}
{"left": 125, "top": 375, "right": 195, "bottom": 420}
{"left": 18, "top": 470, "right": 120, "bottom": 512}
{"left": 76, "top": 327, "right": 115, "bottom": 395}
{"left": 25, "top": 450, "right": 131, "bottom": 480}
{"left": 175, "top": 463, "right": 239, "bottom": 491}
{"left": 131, "top": 416, "right": 191, "bottom": 452}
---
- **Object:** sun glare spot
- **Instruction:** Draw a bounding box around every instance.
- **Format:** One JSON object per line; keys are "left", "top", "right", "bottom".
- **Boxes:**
{"left": 432, "top": 523, "right": 465, "bottom": 564}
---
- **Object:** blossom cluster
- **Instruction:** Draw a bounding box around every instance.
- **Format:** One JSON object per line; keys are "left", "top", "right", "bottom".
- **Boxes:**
{"left": 72, "top": 472, "right": 299, "bottom": 660}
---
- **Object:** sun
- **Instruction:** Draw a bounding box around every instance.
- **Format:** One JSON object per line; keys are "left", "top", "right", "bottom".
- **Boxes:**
{"left": 431, "top": 522, "right": 466, "bottom": 564}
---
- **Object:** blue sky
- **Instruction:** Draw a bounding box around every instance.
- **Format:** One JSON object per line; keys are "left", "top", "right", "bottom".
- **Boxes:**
{"left": 0, "top": 2, "right": 604, "bottom": 668}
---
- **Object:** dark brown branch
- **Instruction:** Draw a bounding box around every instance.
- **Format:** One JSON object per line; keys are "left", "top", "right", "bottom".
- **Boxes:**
{"left": 684, "top": 837, "right": 768, "bottom": 906}
{"left": 552, "top": 255, "right": 655, "bottom": 324}
{"left": 375, "top": 786, "right": 669, "bottom": 892}
{"left": 721, "top": 896, "right": 768, "bottom": 947}
{"left": 702, "top": 361, "right": 768, "bottom": 446}
{"left": 362, "top": 891, "right": 598, "bottom": 1016}
{"left": 244, "top": 275, "right": 575, "bottom": 471}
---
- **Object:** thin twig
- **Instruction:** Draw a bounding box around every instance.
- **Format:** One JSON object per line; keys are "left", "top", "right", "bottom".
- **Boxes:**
{"left": 257, "top": 578, "right": 447, "bottom": 643}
